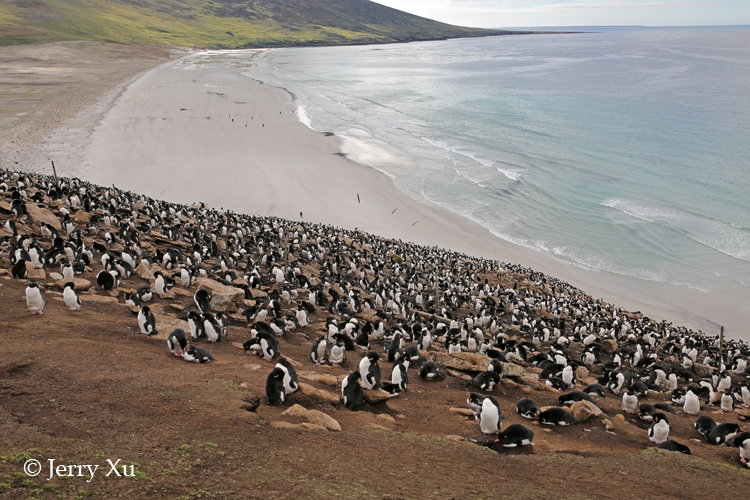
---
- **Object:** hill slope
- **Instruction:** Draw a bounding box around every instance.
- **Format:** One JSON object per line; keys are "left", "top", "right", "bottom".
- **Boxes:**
{"left": 0, "top": 0, "right": 510, "bottom": 47}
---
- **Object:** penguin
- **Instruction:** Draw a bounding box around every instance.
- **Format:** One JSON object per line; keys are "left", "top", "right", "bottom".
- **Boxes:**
{"left": 495, "top": 424, "right": 534, "bottom": 447}
{"left": 720, "top": 389, "right": 734, "bottom": 412}
{"left": 583, "top": 383, "right": 607, "bottom": 398}
{"left": 182, "top": 345, "right": 214, "bottom": 363}
{"left": 707, "top": 423, "right": 742, "bottom": 446}
{"left": 310, "top": 335, "right": 327, "bottom": 365}
{"left": 10, "top": 259, "right": 27, "bottom": 279}
{"left": 256, "top": 332, "right": 279, "bottom": 360}
{"left": 638, "top": 404, "right": 658, "bottom": 421}
{"left": 180, "top": 267, "right": 193, "bottom": 287}
{"left": 538, "top": 407, "right": 578, "bottom": 426}
{"left": 96, "top": 270, "right": 116, "bottom": 291}
{"left": 275, "top": 358, "right": 299, "bottom": 395}
{"left": 295, "top": 306, "right": 309, "bottom": 328}
{"left": 607, "top": 371, "right": 626, "bottom": 394}
{"left": 516, "top": 398, "right": 539, "bottom": 420}
{"left": 653, "top": 402, "right": 675, "bottom": 413}
{"left": 359, "top": 351, "right": 382, "bottom": 390}
{"left": 137, "top": 286, "right": 153, "bottom": 303}
{"left": 137, "top": 305, "right": 157, "bottom": 335}
{"left": 479, "top": 395, "right": 502, "bottom": 434}
{"left": 419, "top": 360, "right": 440, "bottom": 380}
{"left": 390, "top": 357, "right": 409, "bottom": 392}
{"left": 265, "top": 367, "right": 286, "bottom": 406}
{"left": 648, "top": 413, "right": 670, "bottom": 444}
{"left": 167, "top": 328, "right": 188, "bottom": 357}
{"left": 467, "top": 392, "right": 486, "bottom": 419}
{"left": 621, "top": 389, "right": 639, "bottom": 414}
{"left": 202, "top": 313, "right": 223, "bottom": 342}
{"left": 60, "top": 259, "right": 74, "bottom": 280}
{"left": 683, "top": 388, "right": 701, "bottom": 415}
{"left": 328, "top": 337, "right": 346, "bottom": 365}
{"left": 186, "top": 311, "right": 205, "bottom": 340}
{"left": 657, "top": 440, "right": 691, "bottom": 455}
{"left": 25, "top": 281, "right": 45, "bottom": 314}
{"left": 62, "top": 282, "right": 81, "bottom": 311}
{"left": 124, "top": 292, "right": 141, "bottom": 308}
{"left": 154, "top": 271, "right": 169, "bottom": 295}
{"left": 733, "top": 431, "right": 750, "bottom": 467}
{"left": 694, "top": 415, "right": 717, "bottom": 440}
{"left": 194, "top": 289, "right": 211, "bottom": 313}
{"left": 472, "top": 370, "right": 501, "bottom": 392}
{"left": 558, "top": 391, "right": 594, "bottom": 406}
{"left": 342, "top": 371, "right": 365, "bottom": 411}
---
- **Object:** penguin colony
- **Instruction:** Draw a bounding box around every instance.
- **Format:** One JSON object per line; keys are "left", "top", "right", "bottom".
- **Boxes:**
{"left": 2, "top": 169, "right": 749, "bottom": 467}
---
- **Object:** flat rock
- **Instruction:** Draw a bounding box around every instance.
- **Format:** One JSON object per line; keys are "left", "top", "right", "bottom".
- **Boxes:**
{"left": 54, "top": 278, "right": 92, "bottom": 292}
{"left": 446, "top": 369, "right": 472, "bottom": 381}
{"left": 445, "top": 435, "right": 465, "bottom": 442}
{"left": 281, "top": 404, "right": 341, "bottom": 431}
{"left": 376, "top": 414, "right": 396, "bottom": 424}
{"left": 693, "top": 363, "right": 715, "bottom": 377}
{"left": 25, "top": 202, "right": 62, "bottom": 231}
{"left": 601, "top": 339, "right": 618, "bottom": 353}
{"left": 449, "top": 408, "right": 475, "bottom": 417}
{"left": 25, "top": 263, "right": 45, "bottom": 279}
{"left": 135, "top": 261, "right": 154, "bottom": 282}
{"left": 299, "top": 372, "right": 339, "bottom": 386}
{"left": 427, "top": 351, "right": 525, "bottom": 378}
{"left": 271, "top": 421, "right": 300, "bottom": 430}
{"left": 300, "top": 423, "right": 328, "bottom": 431}
{"left": 363, "top": 388, "right": 391, "bottom": 405}
{"left": 249, "top": 288, "right": 268, "bottom": 299}
{"left": 195, "top": 277, "right": 244, "bottom": 312}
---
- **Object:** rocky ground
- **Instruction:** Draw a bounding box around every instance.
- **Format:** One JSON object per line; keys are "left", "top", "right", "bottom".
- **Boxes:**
{"left": 0, "top": 175, "right": 749, "bottom": 500}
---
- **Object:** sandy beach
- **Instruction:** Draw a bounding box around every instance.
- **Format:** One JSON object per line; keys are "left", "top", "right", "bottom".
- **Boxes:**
{"left": 3, "top": 43, "right": 745, "bottom": 340}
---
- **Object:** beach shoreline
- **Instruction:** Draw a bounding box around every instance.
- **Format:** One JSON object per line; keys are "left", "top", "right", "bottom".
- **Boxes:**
{"left": 2, "top": 43, "right": 745, "bottom": 340}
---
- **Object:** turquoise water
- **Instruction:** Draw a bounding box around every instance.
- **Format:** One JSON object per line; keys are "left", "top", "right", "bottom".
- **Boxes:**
{"left": 242, "top": 27, "right": 750, "bottom": 333}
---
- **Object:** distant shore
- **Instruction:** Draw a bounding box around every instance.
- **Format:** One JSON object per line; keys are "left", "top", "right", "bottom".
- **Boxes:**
{"left": 1, "top": 42, "right": 744, "bottom": 340}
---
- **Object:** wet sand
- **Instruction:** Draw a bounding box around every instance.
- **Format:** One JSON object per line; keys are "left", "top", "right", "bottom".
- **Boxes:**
{"left": 3, "top": 45, "right": 745, "bottom": 340}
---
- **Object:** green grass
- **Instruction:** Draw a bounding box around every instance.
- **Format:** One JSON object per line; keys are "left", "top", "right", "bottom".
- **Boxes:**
{"left": 1, "top": 0, "right": 510, "bottom": 48}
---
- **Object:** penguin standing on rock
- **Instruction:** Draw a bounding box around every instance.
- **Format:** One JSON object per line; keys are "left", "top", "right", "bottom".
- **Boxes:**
{"left": 63, "top": 282, "right": 81, "bottom": 311}
{"left": 648, "top": 413, "right": 670, "bottom": 444}
{"left": 25, "top": 281, "right": 45, "bottom": 314}
{"left": 194, "top": 289, "right": 211, "bottom": 313}
{"left": 359, "top": 351, "right": 382, "bottom": 390}
{"left": 342, "top": 371, "right": 365, "bottom": 411}
{"left": 137, "top": 305, "right": 157, "bottom": 335}
{"left": 167, "top": 328, "right": 188, "bottom": 357}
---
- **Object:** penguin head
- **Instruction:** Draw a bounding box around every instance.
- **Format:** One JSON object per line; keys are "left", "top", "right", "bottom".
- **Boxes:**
{"left": 64, "top": 282, "right": 75, "bottom": 290}
{"left": 27, "top": 280, "right": 39, "bottom": 289}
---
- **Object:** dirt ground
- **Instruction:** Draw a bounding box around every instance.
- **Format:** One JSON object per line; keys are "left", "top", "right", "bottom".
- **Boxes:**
{"left": 0, "top": 237, "right": 748, "bottom": 499}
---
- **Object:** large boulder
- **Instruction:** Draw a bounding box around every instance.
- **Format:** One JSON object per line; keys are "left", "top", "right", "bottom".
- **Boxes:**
{"left": 693, "top": 363, "right": 716, "bottom": 377}
{"left": 194, "top": 277, "right": 244, "bottom": 312}
{"left": 570, "top": 400, "right": 603, "bottom": 422}
{"left": 601, "top": 339, "right": 618, "bottom": 353}
{"left": 426, "top": 351, "right": 526, "bottom": 377}
{"left": 54, "top": 278, "right": 92, "bottom": 292}
{"left": 25, "top": 202, "right": 62, "bottom": 231}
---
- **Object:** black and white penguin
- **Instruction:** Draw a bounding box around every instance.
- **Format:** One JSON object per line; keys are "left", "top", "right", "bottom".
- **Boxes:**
{"left": 10, "top": 259, "right": 28, "bottom": 279}
{"left": 653, "top": 402, "right": 675, "bottom": 414}
{"left": 472, "top": 370, "right": 501, "bottom": 392}
{"left": 558, "top": 391, "right": 594, "bottom": 406}
{"left": 583, "top": 383, "right": 607, "bottom": 398}
{"left": 607, "top": 371, "right": 626, "bottom": 394}
{"left": 648, "top": 413, "right": 670, "bottom": 444}
{"left": 62, "top": 282, "right": 81, "bottom": 311}
{"left": 202, "top": 313, "right": 223, "bottom": 342}
{"left": 538, "top": 407, "right": 578, "bottom": 426}
{"left": 637, "top": 404, "right": 658, "bottom": 421}
{"left": 256, "top": 332, "right": 279, "bottom": 360}
{"left": 60, "top": 258, "right": 75, "bottom": 280}
{"left": 25, "top": 281, "right": 45, "bottom": 314}
{"left": 621, "top": 389, "right": 639, "bottom": 414}
{"left": 359, "top": 351, "right": 382, "bottom": 390}
{"left": 683, "top": 388, "right": 701, "bottom": 415}
{"left": 707, "top": 423, "right": 742, "bottom": 446}
{"left": 733, "top": 431, "right": 750, "bottom": 467}
{"left": 390, "top": 357, "right": 409, "bottom": 392}
{"left": 419, "top": 360, "right": 441, "bottom": 380}
{"left": 516, "top": 398, "right": 539, "bottom": 420}
{"left": 342, "top": 371, "right": 365, "bottom": 411}
{"left": 265, "top": 367, "right": 286, "bottom": 406}
{"left": 182, "top": 345, "right": 214, "bottom": 363}
{"left": 154, "top": 271, "right": 169, "bottom": 296}
{"left": 720, "top": 389, "right": 734, "bottom": 412}
{"left": 194, "top": 289, "right": 211, "bottom": 313}
{"left": 310, "top": 335, "right": 327, "bottom": 365}
{"left": 479, "top": 395, "right": 502, "bottom": 434}
{"left": 167, "top": 328, "right": 188, "bottom": 357}
{"left": 467, "top": 392, "right": 486, "bottom": 419}
{"left": 96, "top": 270, "right": 117, "bottom": 290}
{"left": 694, "top": 415, "right": 717, "bottom": 440}
{"left": 657, "top": 440, "right": 691, "bottom": 455}
{"left": 137, "top": 286, "right": 153, "bottom": 303}
{"left": 124, "top": 292, "right": 141, "bottom": 308}
{"left": 328, "top": 336, "right": 346, "bottom": 365}
{"left": 275, "top": 358, "right": 299, "bottom": 395}
{"left": 495, "top": 424, "right": 534, "bottom": 447}
{"left": 137, "top": 305, "right": 157, "bottom": 335}
{"left": 295, "top": 306, "right": 309, "bottom": 328}
{"left": 186, "top": 311, "right": 205, "bottom": 340}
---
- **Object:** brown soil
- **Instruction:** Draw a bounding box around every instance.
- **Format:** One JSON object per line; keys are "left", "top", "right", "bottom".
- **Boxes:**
{"left": 1, "top": 202, "right": 749, "bottom": 500}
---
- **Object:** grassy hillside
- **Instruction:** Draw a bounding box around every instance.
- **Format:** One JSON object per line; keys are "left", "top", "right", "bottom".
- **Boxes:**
{"left": 0, "top": 0, "right": 511, "bottom": 48}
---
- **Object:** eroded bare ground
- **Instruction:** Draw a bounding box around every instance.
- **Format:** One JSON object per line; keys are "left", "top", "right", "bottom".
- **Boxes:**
{"left": 0, "top": 182, "right": 749, "bottom": 499}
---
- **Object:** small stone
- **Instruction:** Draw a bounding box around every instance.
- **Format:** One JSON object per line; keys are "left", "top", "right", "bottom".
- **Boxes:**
{"left": 363, "top": 389, "right": 391, "bottom": 405}
{"left": 445, "top": 435, "right": 465, "bottom": 442}
{"left": 570, "top": 401, "right": 603, "bottom": 422}
{"left": 376, "top": 414, "right": 396, "bottom": 424}
{"left": 602, "top": 419, "right": 614, "bottom": 430}
{"left": 449, "top": 408, "right": 475, "bottom": 417}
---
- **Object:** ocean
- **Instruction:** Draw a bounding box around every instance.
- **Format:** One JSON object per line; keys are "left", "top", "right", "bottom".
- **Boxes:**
{"left": 241, "top": 26, "right": 750, "bottom": 338}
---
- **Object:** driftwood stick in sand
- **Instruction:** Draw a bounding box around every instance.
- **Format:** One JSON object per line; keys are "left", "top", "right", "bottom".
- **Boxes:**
{"left": 51, "top": 160, "right": 59, "bottom": 184}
